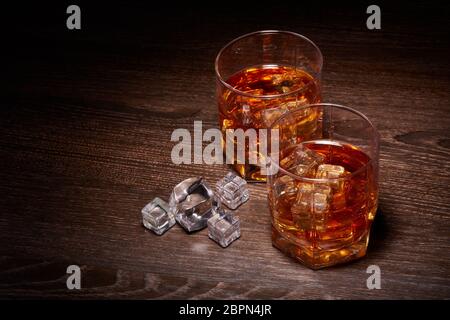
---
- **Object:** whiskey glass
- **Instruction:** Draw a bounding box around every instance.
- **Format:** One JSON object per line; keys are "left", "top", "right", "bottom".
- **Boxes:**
{"left": 266, "top": 103, "right": 379, "bottom": 269}
{"left": 215, "top": 30, "right": 323, "bottom": 181}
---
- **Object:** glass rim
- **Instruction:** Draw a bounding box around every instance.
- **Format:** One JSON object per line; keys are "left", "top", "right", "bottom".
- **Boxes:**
{"left": 215, "top": 30, "right": 323, "bottom": 99}
{"left": 267, "top": 103, "right": 380, "bottom": 182}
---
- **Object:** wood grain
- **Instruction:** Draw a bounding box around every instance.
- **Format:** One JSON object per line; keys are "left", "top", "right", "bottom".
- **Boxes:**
{"left": 1, "top": 2, "right": 449, "bottom": 299}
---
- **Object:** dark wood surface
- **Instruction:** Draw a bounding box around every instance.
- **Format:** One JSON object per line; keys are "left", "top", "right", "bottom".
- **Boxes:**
{"left": 1, "top": 2, "right": 449, "bottom": 299}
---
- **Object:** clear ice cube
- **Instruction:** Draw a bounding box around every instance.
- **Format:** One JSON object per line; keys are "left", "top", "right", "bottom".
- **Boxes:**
{"left": 207, "top": 208, "right": 240, "bottom": 248}
{"left": 273, "top": 175, "right": 297, "bottom": 197}
{"left": 316, "top": 164, "right": 345, "bottom": 179}
{"left": 262, "top": 105, "right": 288, "bottom": 127}
{"left": 272, "top": 73, "right": 296, "bottom": 93}
{"left": 216, "top": 172, "right": 249, "bottom": 210}
{"left": 316, "top": 164, "right": 350, "bottom": 210}
{"left": 261, "top": 101, "right": 303, "bottom": 127}
{"left": 280, "top": 147, "right": 324, "bottom": 177}
{"left": 142, "top": 197, "right": 175, "bottom": 235}
{"left": 316, "top": 164, "right": 347, "bottom": 192}
{"left": 291, "top": 183, "right": 332, "bottom": 230}
{"left": 169, "top": 177, "right": 217, "bottom": 232}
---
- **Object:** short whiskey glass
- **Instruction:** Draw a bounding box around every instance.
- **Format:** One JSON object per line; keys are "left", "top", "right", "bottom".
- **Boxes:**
{"left": 267, "top": 103, "right": 379, "bottom": 269}
{"left": 215, "top": 30, "right": 323, "bottom": 181}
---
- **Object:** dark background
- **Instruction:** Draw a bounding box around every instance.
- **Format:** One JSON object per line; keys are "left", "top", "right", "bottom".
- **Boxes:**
{"left": 1, "top": 1, "right": 449, "bottom": 299}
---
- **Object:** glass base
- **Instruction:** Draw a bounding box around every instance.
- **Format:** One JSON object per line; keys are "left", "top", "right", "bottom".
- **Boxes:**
{"left": 271, "top": 226, "right": 369, "bottom": 269}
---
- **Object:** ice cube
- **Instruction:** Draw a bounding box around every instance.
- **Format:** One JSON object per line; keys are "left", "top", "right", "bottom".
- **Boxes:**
{"left": 261, "top": 106, "right": 288, "bottom": 127}
{"left": 316, "top": 164, "right": 347, "bottom": 192}
{"left": 280, "top": 147, "right": 324, "bottom": 177}
{"left": 316, "top": 164, "right": 350, "bottom": 210}
{"left": 169, "top": 177, "right": 217, "bottom": 232}
{"left": 170, "top": 177, "right": 204, "bottom": 204}
{"left": 273, "top": 174, "right": 297, "bottom": 197}
{"left": 280, "top": 147, "right": 323, "bottom": 169}
{"left": 272, "top": 73, "right": 295, "bottom": 88}
{"left": 316, "top": 164, "right": 345, "bottom": 179}
{"left": 142, "top": 197, "right": 175, "bottom": 235}
{"left": 293, "top": 163, "right": 316, "bottom": 177}
{"left": 291, "top": 183, "right": 332, "bottom": 229}
{"left": 216, "top": 172, "right": 249, "bottom": 210}
{"left": 291, "top": 184, "right": 332, "bottom": 214}
{"left": 262, "top": 100, "right": 305, "bottom": 127}
{"left": 207, "top": 208, "right": 240, "bottom": 248}
{"left": 313, "top": 185, "right": 332, "bottom": 215}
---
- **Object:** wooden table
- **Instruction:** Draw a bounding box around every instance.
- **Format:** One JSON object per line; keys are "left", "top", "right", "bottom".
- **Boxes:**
{"left": 1, "top": 2, "right": 449, "bottom": 299}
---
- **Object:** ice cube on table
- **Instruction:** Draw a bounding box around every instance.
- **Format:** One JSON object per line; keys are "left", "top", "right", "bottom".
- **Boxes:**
{"left": 216, "top": 172, "right": 249, "bottom": 210}
{"left": 169, "top": 177, "right": 217, "bottom": 232}
{"left": 170, "top": 177, "right": 204, "bottom": 204}
{"left": 207, "top": 208, "right": 240, "bottom": 248}
{"left": 142, "top": 197, "right": 175, "bottom": 235}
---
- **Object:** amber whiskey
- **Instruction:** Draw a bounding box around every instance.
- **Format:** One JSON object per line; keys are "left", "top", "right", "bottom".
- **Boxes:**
{"left": 218, "top": 65, "right": 321, "bottom": 181}
{"left": 269, "top": 140, "right": 378, "bottom": 269}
